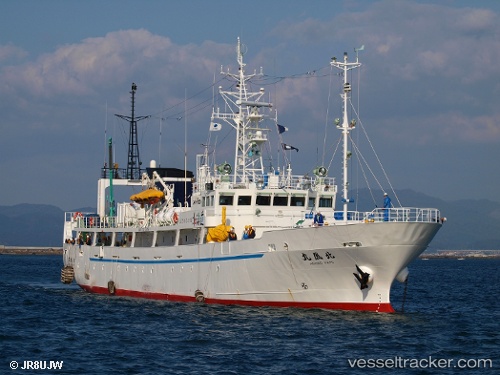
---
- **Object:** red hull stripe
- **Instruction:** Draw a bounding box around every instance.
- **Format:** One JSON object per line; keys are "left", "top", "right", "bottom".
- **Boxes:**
{"left": 80, "top": 284, "right": 395, "bottom": 313}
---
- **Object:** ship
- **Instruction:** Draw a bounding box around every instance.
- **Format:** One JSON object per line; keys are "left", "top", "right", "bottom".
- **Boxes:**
{"left": 61, "top": 39, "right": 444, "bottom": 313}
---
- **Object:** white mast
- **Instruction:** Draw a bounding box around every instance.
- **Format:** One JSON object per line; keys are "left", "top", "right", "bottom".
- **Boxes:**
{"left": 212, "top": 38, "right": 271, "bottom": 184}
{"left": 331, "top": 52, "right": 361, "bottom": 220}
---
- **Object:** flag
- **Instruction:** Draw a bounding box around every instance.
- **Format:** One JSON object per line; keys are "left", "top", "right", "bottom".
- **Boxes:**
{"left": 210, "top": 122, "right": 222, "bottom": 131}
{"left": 277, "top": 124, "right": 288, "bottom": 134}
{"left": 282, "top": 143, "right": 299, "bottom": 152}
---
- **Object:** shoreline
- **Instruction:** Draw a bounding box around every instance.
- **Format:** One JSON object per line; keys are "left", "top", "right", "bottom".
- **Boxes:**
{"left": 0, "top": 246, "right": 62, "bottom": 256}
{"left": 420, "top": 250, "right": 500, "bottom": 259}
{"left": 420, "top": 254, "right": 499, "bottom": 259}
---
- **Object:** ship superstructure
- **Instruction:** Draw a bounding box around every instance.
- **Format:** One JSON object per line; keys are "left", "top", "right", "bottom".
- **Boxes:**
{"left": 61, "top": 39, "right": 443, "bottom": 313}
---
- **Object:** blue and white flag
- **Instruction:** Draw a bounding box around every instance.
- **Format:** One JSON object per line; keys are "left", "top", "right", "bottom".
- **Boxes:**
{"left": 277, "top": 124, "right": 288, "bottom": 134}
{"left": 282, "top": 143, "right": 299, "bottom": 152}
{"left": 210, "top": 122, "right": 222, "bottom": 131}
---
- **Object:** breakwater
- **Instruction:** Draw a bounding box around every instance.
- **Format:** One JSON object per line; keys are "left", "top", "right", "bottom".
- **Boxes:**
{"left": 420, "top": 250, "right": 500, "bottom": 259}
{"left": 0, "top": 246, "right": 62, "bottom": 256}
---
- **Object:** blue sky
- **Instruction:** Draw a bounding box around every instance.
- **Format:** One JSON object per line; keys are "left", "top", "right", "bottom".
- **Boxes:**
{"left": 1, "top": 0, "right": 500, "bottom": 210}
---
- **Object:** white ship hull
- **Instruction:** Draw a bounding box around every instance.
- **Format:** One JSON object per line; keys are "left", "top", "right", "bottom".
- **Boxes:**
{"left": 63, "top": 221, "right": 441, "bottom": 313}
{"left": 61, "top": 39, "right": 445, "bottom": 313}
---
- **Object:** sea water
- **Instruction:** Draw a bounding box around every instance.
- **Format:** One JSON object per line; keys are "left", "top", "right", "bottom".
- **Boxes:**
{"left": 0, "top": 255, "right": 497, "bottom": 374}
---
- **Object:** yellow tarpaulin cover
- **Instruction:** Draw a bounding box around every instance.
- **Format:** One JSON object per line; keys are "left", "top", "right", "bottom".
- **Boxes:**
{"left": 206, "top": 206, "right": 231, "bottom": 242}
{"left": 130, "top": 189, "right": 164, "bottom": 204}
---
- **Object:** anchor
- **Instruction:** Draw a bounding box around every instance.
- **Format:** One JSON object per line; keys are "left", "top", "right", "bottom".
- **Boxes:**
{"left": 353, "top": 264, "right": 370, "bottom": 290}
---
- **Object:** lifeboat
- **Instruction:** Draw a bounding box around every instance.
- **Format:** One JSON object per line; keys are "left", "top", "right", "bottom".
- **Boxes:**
{"left": 130, "top": 189, "right": 164, "bottom": 205}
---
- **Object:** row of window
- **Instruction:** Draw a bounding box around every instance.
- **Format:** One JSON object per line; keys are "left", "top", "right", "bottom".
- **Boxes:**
{"left": 202, "top": 194, "right": 333, "bottom": 208}
{"left": 73, "top": 228, "right": 200, "bottom": 247}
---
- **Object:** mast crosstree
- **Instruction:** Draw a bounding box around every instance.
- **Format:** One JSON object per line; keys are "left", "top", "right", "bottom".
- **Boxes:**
{"left": 211, "top": 38, "right": 273, "bottom": 184}
{"left": 115, "top": 83, "right": 150, "bottom": 180}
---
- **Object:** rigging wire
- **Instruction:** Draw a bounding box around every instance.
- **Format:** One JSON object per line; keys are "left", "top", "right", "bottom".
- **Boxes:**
{"left": 150, "top": 76, "right": 226, "bottom": 119}
{"left": 322, "top": 65, "right": 335, "bottom": 167}
{"left": 348, "top": 100, "right": 402, "bottom": 207}
{"left": 115, "top": 65, "right": 332, "bottom": 135}
{"left": 348, "top": 135, "right": 382, "bottom": 206}
{"left": 354, "top": 65, "right": 361, "bottom": 211}
{"left": 110, "top": 62, "right": 366, "bottom": 183}
{"left": 325, "top": 136, "right": 342, "bottom": 175}
{"left": 258, "top": 65, "right": 331, "bottom": 85}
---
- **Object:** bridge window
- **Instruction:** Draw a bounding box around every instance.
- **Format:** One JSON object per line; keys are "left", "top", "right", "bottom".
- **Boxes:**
{"left": 256, "top": 195, "right": 271, "bottom": 206}
{"left": 219, "top": 195, "right": 234, "bottom": 205}
{"left": 273, "top": 195, "right": 288, "bottom": 206}
{"left": 203, "top": 196, "right": 214, "bottom": 207}
{"left": 238, "top": 195, "right": 252, "bottom": 205}
{"left": 291, "top": 196, "right": 305, "bottom": 207}
{"left": 319, "top": 197, "right": 333, "bottom": 208}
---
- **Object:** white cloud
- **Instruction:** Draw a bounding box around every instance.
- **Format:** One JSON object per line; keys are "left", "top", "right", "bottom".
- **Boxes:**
{"left": 0, "top": 30, "right": 234, "bottom": 140}
{"left": 454, "top": 8, "right": 496, "bottom": 34}
{"left": 0, "top": 44, "right": 28, "bottom": 62}
{"left": 1, "top": 1, "right": 500, "bottom": 207}
{"left": 442, "top": 113, "right": 500, "bottom": 143}
{"left": 264, "top": 0, "right": 500, "bottom": 144}
{"left": 1, "top": 30, "right": 229, "bottom": 100}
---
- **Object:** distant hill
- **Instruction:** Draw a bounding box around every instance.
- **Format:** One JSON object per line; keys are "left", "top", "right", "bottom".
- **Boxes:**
{"left": 342, "top": 189, "right": 500, "bottom": 251}
{"left": 0, "top": 204, "right": 93, "bottom": 247}
{"left": 1, "top": 191, "right": 499, "bottom": 249}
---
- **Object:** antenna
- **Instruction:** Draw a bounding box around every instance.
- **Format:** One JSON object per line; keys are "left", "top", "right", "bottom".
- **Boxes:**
{"left": 184, "top": 88, "right": 188, "bottom": 206}
{"left": 108, "top": 138, "right": 115, "bottom": 217}
{"left": 331, "top": 52, "right": 361, "bottom": 221}
{"left": 354, "top": 45, "right": 365, "bottom": 61}
{"left": 213, "top": 38, "right": 271, "bottom": 184}
{"left": 115, "top": 83, "right": 150, "bottom": 180}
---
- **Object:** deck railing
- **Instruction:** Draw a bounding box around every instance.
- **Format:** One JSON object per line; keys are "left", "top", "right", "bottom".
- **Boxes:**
{"left": 194, "top": 174, "right": 336, "bottom": 192}
{"left": 65, "top": 206, "right": 441, "bottom": 234}
{"left": 65, "top": 212, "right": 116, "bottom": 229}
{"left": 334, "top": 207, "right": 442, "bottom": 223}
